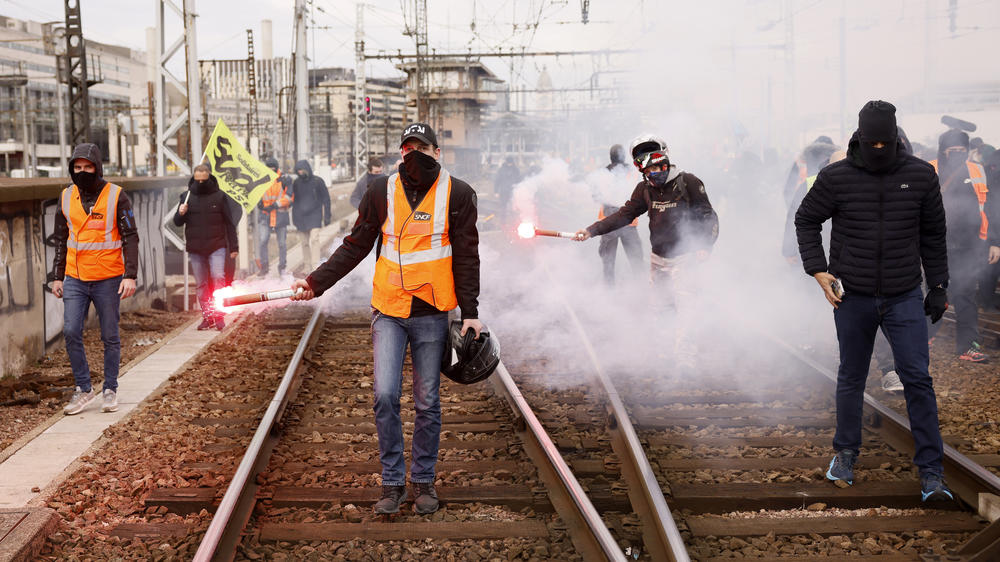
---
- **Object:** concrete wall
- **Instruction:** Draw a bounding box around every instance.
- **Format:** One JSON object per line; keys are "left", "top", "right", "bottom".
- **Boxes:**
{"left": 0, "top": 177, "right": 181, "bottom": 378}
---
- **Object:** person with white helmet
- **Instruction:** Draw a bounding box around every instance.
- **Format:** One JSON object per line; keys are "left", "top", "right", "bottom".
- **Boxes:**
{"left": 575, "top": 135, "right": 719, "bottom": 367}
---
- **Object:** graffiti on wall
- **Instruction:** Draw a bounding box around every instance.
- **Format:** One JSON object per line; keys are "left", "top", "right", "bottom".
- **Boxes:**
{"left": 0, "top": 209, "right": 40, "bottom": 313}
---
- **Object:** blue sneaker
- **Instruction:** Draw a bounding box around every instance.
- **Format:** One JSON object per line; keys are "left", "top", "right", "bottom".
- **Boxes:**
{"left": 826, "top": 450, "right": 856, "bottom": 485}
{"left": 920, "top": 473, "right": 954, "bottom": 502}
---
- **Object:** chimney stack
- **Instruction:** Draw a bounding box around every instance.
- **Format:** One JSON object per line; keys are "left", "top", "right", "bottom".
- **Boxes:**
{"left": 261, "top": 19, "right": 273, "bottom": 59}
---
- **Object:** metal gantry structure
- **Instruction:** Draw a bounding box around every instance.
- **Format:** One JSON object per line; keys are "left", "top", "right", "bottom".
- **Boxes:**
{"left": 63, "top": 0, "right": 91, "bottom": 147}
{"left": 247, "top": 29, "right": 258, "bottom": 148}
{"left": 293, "top": 0, "right": 309, "bottom": 161}
{"left": 354, "top": 2, "right": 367, "bottom": 179}
{"left": 154, "top": 0, "right": 203, "bottom": 176}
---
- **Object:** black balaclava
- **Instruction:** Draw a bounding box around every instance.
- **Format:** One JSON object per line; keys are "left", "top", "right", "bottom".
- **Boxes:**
{"left": 857, "top": 100, "right": 898, "bottom": 173}
{"left": 71, "top": 167, "right": 99, "bottom": 191}
{"left": 609, "top": 144, "right": 626, "bottom": 165}
{"left": 938, "top": 128, "right": 969, "bottom": 178}
{"left": 401, "top": 150, "right": 441, "bottom": 188}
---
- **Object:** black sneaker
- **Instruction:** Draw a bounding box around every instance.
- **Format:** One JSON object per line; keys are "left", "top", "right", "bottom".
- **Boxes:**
{"left": 826, "top": 450, "right": 856, "bottom": 485}
{"left": 373, "top": 485, "right": 407, "bottom": 514}
{"left": 197, "top": 317, "right": 214, "bottom": 330}
{"left": 413, "top": 482, "right": 439, "bottom": 514}
{"left": 920, "top": 472, "right": 954, "bottom": 502}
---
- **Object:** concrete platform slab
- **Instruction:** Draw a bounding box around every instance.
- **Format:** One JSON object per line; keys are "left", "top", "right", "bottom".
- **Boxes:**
{"left": 0, "top": 318, "right": 223, "bottom": 509}
{"left": 0, "top": 507, "right": 58, "bottom": 562}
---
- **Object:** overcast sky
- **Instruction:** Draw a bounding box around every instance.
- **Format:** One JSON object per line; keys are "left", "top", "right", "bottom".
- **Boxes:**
{"left": 3, "top": 0, "right": 998, "bottom": 146}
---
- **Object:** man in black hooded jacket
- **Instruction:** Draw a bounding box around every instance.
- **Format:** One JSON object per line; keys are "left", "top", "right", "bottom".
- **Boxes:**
{"left": 289, "top": 123, "right": 482, "bottom": 517}
{"left": 795, "top": 100, "right": 952, "bottom": 502}
{"left": 173, "top": 164, "right": 241, "bottom": 330}
{"left": 51, "top": 143, "right": 139, "bottom": 416}
{"left": 291, "top": 160, "right": 331, "bottom": 269}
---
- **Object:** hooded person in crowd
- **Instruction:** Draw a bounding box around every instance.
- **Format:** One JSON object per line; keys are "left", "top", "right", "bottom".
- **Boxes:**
{"left": 289, "top": 123, "right": 482, "bottom": 516}
{"left": 795, "top": 100, "right": 953, "bottom": 502}
{"left": 595, "top": 144, "right": 644, "bottom": 286}
{"left": 493, "top": 156, "right": 521, "bottom": 224}
{"left": 173, "top": 164, "right": 241, "bottom": 330}
{"left": 981, "top": 149, "right": 1000, "bottom": 309}
{"left": 351, "top": 158, "right": 386, "bottom": 209}
{"left": 51, "top": 143, "right": 139, "bottom": 416}
{"left": 257, "top": 157, "right": 294, "bottom": 276}
{"left": 926, "top": 129, "right": 1000, "bottom": 362}
{"left": 291, "top": 160, "right": 331, "bottom": 270}
{"left": 783, "top": 136, "right": 839, "bottom": 207}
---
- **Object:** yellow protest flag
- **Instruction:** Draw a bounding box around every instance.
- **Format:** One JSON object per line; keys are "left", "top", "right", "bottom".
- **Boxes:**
{"left": 203, "top": 118, "right": 277, "bottom": 212}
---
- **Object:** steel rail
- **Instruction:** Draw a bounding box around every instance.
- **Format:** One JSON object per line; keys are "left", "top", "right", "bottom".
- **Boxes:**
{"left": 765, "top": 332, "right": 1000, "bottom": 560}
{"left": 541, "top": 263, "right": 691, "bottom": 562}
{"left": 193, "top": 307, "right": 325, "bottom": 562}
{"left": 490, "top": 362, "right": 627, "bottom": 562}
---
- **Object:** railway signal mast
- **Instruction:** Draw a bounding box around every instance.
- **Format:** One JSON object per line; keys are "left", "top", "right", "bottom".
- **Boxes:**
{"left": 154, "top": 0, "right": 203, "bottom": 176}
{"left": 354, "top": 2, "right": 367, "bottom": 180}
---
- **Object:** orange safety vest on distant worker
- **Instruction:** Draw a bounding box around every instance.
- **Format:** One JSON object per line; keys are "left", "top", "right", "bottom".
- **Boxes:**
{"left": 261, "top": 175, "right": 293, "bottom": 227}
{"left": 371, "top": 170, "right": 458, "bottom": 318}
{"left": 61, "top": 182, "right": 125, "bottom": 281}
{"left": 930, "top": 159, "right": 989, "bottom": 241}
{"left": 598, "top": 205, "right": 638, "bottom": 227}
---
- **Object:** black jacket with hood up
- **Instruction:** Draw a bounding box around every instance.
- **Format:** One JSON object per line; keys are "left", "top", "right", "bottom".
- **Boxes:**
{"left": 291, "top": 160, "right": 331, "bottom": 231}
{"left": 586, "top": 167, "right": 718, "bottom": 258}
{"left": 52, "top": 143, "right": 140, "bottom": 281}
{"left": 795, "top": 132, "right": 949, "bottom": 296}
{"left": 172, "top": 175, "right": 240, "bottom": 255}
{"left": 306, "top": 162, "right": 480, "bottom": 319}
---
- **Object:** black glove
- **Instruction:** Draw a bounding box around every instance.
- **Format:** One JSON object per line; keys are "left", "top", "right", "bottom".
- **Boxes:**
{"left": 924, "top": 287, "right": 948, "bottom": 324}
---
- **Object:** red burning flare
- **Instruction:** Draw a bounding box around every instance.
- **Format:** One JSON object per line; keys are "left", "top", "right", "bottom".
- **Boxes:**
{"left": 213, "top": 286, "right": 238, "bottom": 314}
{"left": 517, "top": 222, "right": 536, "bottom": 239}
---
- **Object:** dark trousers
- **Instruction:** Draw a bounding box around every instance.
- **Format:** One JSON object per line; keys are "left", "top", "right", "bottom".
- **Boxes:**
{"left": 598, "top": 226, "right": 643, "bottom": 285}
{"left": 833, "top": 286, "right": 944, "bottom": 475}
{"left": 63, "top": 275, "right": 122, "bottom": 392}
{"left": 928, "top": 244, "right": 982, "bottom": 352}
{"left": 980, "top": 260, "right": 1000, "bottom": 308}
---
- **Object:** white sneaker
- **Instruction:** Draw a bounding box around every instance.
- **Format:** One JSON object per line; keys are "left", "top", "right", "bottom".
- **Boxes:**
{"left": 101, "top": 389, "right": 119, "bottom": 412}
{"left": 881, "top": 371, "right": 904, "bottom": 393}
{"left": 64, "top": 387, "right": 96, "bottom": 415}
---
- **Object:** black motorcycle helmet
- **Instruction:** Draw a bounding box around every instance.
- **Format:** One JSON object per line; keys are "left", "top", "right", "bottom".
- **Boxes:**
{"left": 440, "top": 320, "right": 501, "bottom": 384}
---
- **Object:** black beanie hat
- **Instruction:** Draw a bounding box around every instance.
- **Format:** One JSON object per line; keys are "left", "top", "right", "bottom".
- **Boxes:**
{"left": 858, "top": 100, "right": 897, "bottom": 143}
{"left": 939, "top": 128, "right": 970, "bottom": 150}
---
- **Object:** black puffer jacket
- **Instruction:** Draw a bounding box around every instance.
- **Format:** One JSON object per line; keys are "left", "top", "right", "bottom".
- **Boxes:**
{"left": 291, "top": 160, "right": 331, "bottom": 230}
{"left": 795, "top": 132, "right": 948, "bottom": 296}
{"left": 172, "top": 175, "right": 240, "bottom": 255}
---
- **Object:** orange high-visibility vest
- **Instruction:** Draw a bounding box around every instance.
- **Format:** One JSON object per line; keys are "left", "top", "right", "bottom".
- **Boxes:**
{"left": 598, "top": 205, "right": 638, "bottom": 227}
{"left": 61, "top": 182, "right": 125, "bottom": 281}
{"left": 261, "top": 175, "right": 293, "bottom": 227}
{"left": 930, "top": 159, "right": 989, "bottom": 241}
{"left": 371, "top": 170, "right": 458, "bottom": 318}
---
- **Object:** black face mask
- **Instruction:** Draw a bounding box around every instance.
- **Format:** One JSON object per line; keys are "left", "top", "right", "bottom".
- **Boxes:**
{"left": 194, "top": 180, "right": 209, "bottom": 192}
{"left": 858, "top": 141, "right": 897, "bottom": 173}
{"left": 297, "top": 170, "right": 310, "bottom": 178}
{"left": 941, "top": 149, "right": 968, "bottom": 172}
{"left": 402, "top": 150, "right": 441, "bottom": 187}
{"left": 71, "top": 170, "right": 99, "bottom": 191}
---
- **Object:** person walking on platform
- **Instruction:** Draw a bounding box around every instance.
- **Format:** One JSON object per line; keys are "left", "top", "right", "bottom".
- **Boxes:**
{"left": 596, "top": 144, "right": 644, "bottom": 286}
{"left": 174, "top": 164, "right": 240, "bottom": 331}
{"left": 494, "top": 156, "right": 521, "bottom": 224}
{"left": 257, "top": 158, "right": 293, "bottom": 276}
{"left": 291, "top": 160, "right": 331, "bottom": 270}
{"left": 795, "top": 100, "right": 953, "bottom": 501}
{"left": 289, "top": 123, "right": 482, "bottom": 516}
{"left": 926, "top": 129, "right": 1000, "bottom": 362}
{"left": 574, "top": 135, "right": 718, "bottom": 369}
{"left": 51, "top": 143, "right": 139, "bottom": 415}
{"left": 351, "top": 158, "right": 385, "bottom": 209}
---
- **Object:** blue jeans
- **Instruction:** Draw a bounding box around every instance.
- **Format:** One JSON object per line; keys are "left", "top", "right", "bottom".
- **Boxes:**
{"left": 371, "top": 310, "right": 449, "bottom": 486}
{"left": 190, "top": 247, "right": 227, "bottom": 316}
{"left": 63, "top": 275, "right": 122, "bottom": 392}
{"left": 257, "top": 222, "right": 288, "bottom": 273}
{"left": 833, "top": 285, "right": 944, "bottom": 475}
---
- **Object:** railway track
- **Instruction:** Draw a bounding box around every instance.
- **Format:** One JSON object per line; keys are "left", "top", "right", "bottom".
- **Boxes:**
{"left": 166, "top": 305, "right": 625, "bottom": 561}
{"left": 132, "top": 291, "right": 1000, "bottom": 560}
